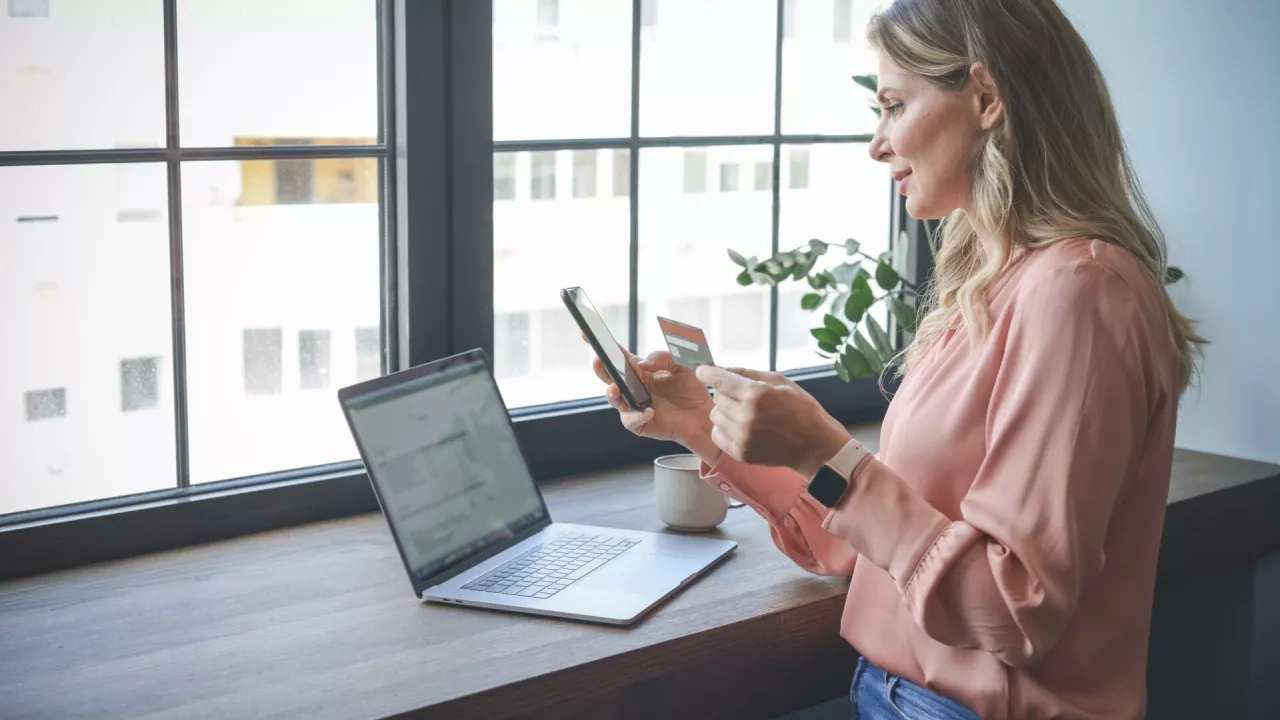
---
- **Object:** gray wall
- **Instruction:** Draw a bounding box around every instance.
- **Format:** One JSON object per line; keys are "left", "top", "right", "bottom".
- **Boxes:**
{"left": 1061, "top": 0, "right": 1280, "bottom": 464}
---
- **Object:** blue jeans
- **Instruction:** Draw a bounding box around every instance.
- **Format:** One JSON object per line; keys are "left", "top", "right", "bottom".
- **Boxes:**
{"left": 850, "top": 656, "right": 981, "bottom": 720}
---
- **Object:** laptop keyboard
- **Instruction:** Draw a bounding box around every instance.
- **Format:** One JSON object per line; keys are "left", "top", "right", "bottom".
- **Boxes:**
{"left": 461, "top": 532, "right": 640, "bottom": 600}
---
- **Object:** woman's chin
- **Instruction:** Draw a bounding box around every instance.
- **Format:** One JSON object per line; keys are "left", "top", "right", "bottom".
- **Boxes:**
{"left": 904, "top": 195, "right": 949, "bottom": 221}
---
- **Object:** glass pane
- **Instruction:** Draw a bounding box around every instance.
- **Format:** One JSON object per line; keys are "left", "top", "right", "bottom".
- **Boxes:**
{"left": 0, "top": 0, "right": 165, "bottom": 151}
{"left": 0, "top": 164, "right": 174, "bottom": 515}
{"left": 638, "top": 146, "right": 772, "bottom": 371}
{"left": 182, "top": 158, "right": 382, "bottom": 483}
{"left": 492, "top": 149, "right": 631, "bottom": 409}
{"left": 178, "top": 0, "right": 378, "bottom": 148}
{"left": 781, "top": 0, "right": 881, "bottom": 135}
{"left": 493, "top": 0, "right": 631, "bottom": 141}
{"left": 777, "top": 143, "right": 892, "bottom": 372}
{"left": 640, "top": 0, "right": 776, "bottom": 136}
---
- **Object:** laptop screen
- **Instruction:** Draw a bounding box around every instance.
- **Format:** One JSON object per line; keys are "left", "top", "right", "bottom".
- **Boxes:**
{"left": 343, "top": 357, "right": 546, "bottom": 585}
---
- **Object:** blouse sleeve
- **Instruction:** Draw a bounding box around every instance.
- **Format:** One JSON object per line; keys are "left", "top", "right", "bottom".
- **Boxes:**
{"left": 701, "top": 455, "right": 859, "bottom": 577}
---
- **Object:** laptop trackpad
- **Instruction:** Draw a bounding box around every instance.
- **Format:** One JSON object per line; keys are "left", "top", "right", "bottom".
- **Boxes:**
{"left": 574, "top": 551, "right": 704, "bottom": 593}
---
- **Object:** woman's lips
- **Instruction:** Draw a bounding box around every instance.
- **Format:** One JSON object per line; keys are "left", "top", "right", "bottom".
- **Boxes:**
{"left": 893, "top": 169, "right": 912, "bottom": 193}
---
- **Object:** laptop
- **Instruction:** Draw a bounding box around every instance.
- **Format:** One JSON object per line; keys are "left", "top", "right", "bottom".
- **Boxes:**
{"left": 337, "top": 348, "right": 737, "bottom": 625}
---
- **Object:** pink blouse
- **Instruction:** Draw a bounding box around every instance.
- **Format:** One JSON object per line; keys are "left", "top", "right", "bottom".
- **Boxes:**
{"left": 702, "top": 238, "right": 1179, "bottom": 719}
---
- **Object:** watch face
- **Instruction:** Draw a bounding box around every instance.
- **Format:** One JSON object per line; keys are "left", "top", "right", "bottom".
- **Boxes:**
{"left": 809, "top": 466, "right": 849, "bottom": 508}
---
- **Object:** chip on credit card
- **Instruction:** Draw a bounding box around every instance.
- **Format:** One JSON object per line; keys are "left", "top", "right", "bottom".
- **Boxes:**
{"left": 656, "top": 316, "right": 716, "bottom": 370}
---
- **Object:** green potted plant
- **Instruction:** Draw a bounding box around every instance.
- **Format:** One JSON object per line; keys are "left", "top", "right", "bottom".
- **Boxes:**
{"left": 727, "top": 74, "right": 1185, "bottom": 382}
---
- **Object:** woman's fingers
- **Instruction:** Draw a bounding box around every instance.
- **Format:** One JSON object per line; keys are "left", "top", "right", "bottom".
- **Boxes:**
{"left": 605, "top": 384, "right": 653, "bottom": 434}
{"left": 592, "top": 356, "right": 614, "bottom": 385}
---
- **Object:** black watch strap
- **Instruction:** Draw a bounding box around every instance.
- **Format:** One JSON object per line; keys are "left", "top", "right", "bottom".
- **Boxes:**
{"left": 807, "top": 465, "right": 850, "bottom": 508}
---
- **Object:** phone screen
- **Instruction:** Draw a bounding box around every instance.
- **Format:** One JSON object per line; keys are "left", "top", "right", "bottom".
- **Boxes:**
{"left": 562, "top": 287, "right": 651, "bottom": 408}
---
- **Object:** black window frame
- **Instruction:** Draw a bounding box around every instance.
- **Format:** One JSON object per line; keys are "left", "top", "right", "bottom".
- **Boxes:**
{"left": 0, "top": 0, "right": 930, "bottom": 580}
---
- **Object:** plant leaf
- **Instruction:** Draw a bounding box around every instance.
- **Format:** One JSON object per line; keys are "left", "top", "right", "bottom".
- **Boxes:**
{"left": 830, "top": 261, "right": 861, "bottom": 285}
{"left": 735, "top": 269, "right": 753, "bottom": 286}
{"left": 823, "top": 313, "right": 850, "bottom": 337}
{"left": 851, "top": 273, "right": 875, "bottom": 309}
{"left": 866, "top": 315, "right": 894, "bottom": 362}
{"left": 1165, "top": 266, "right": 1185, "bottom": 284}
{"left": 728, "top": 249, "right": 748, "bottom": 268}
{"left": 817, "top": 340, "right": 838, "bottom": 355}
{"left": 809, "top": 238, "right": 828, "bottom": 256}
{"left": 875, "top": 260, "right": 900, "bottom": 291}
{"left": 801, "top": 293, "right": 823, "bottom": 310}
{"left": 746, "top": 255, "right": 760, "bottom": 271}
{"left": 844, "top": 238, "right": 861, "bottom": 255}
{"left": 833, "top": 357, "right": 851, "bottom": 382}
{"left": 750, "top": 270, "right": 775, "bottom": 286}
{"left": 792, "top": 257, "right": 815, "bottom": 281}
{"left": 852, "top": 74, "right": 878, "bottom": 93}
{"left": 810, "top": 327, "right": 841, "bottom": 345}
{"left": 891, "top": 298, "right": 918, "bottom": 333}
{"left": 842, "top": 348, "right": 876, "bottom": 379}
{"left": 853, "top": 331, "right": 884, "bottom": 374}
{"left": 776, "top": 251, "right": 796, "bottom": 268}
{"left": 844, "top": 293, "right": 866, "bottom": 323}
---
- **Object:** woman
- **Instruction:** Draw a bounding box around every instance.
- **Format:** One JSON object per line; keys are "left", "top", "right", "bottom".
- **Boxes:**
{"left": 590, "top": 0, "right": 1202, "bottom": 717}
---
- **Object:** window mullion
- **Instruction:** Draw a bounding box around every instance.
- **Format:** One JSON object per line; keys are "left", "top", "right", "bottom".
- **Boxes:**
{"left": 768, "top": 0, "right": 786, "bottom": 372}
{"left": 162, "top": 0, "right": 191, "bottom": 490}
{"left": 627, "top": 0, "right": 642, "bottom": 355}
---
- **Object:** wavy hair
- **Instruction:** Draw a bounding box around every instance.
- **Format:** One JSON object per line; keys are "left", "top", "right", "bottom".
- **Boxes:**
{"left": 868, "top": 0, "right": 1204, "bottom": 391}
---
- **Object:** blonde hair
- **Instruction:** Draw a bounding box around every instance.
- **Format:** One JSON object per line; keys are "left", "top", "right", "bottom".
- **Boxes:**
{"left": 868, "top": 0, "right": 1204, "bottom": 392}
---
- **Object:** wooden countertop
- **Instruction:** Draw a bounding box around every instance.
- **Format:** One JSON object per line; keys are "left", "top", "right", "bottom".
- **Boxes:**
{"left": 1, "top": 425, "right": 1277, "bottom": 720}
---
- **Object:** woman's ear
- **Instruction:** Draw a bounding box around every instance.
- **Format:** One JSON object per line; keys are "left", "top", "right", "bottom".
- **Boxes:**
{"left": 969, "top": 62, "right": 1004, "bottom": 130}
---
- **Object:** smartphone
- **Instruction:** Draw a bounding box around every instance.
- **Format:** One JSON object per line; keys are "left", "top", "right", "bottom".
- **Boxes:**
{"left": 560, "top": 287, "right": 652, "bottom": 411}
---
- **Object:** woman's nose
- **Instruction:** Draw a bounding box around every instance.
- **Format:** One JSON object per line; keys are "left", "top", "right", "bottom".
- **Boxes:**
{"left": 868, "top": 130, "right": 892, "bottom": 164}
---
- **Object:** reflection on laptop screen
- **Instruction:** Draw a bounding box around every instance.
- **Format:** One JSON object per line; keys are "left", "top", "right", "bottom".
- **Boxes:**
{"left": 344, "top": 360, "right": 545, "bottom": 584}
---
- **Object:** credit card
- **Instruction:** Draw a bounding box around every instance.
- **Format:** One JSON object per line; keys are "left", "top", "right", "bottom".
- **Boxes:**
{"left": 657, "top": 316, "right": 716, "bottom": 370}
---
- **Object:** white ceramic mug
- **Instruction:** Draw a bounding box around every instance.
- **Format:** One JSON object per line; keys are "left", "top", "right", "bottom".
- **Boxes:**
{"left": 653, "top": 454, "right": 729, "bottom": 532}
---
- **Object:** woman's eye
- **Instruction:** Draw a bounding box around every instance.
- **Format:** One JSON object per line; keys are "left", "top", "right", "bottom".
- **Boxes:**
{"left": 886, "top": 102, "right": 904, "bottom": 116}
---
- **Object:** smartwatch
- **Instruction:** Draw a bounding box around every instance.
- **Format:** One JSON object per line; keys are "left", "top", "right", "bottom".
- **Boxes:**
{"left": 806, "top": 439, "right": 870, "bottom": 508}
{"left": 807, "top": 465, "right": 850, "bottom": 508}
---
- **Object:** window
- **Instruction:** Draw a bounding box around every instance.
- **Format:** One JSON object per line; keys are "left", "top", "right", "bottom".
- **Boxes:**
{"left": 788, "top": 146, "right": 810, "bottom": 189}
{"left": 235, "top": 139, "right": 379, "bottom": 206}
{"left": 243, "top": 329, "right": 283, "bottom": 396}
{"left": 120, "top": 358, "right": 161, "bottom": 412}
{"left": 531, "top": 151, "right": 557, "bottom": 200}
{"left": 721, "top": 294, "right": 766, "bottom": 352}
{"left": 537, "top": 0, "right": 559, "bottom": 40}
{"left": 753, "top": 160, "right": 773, "bottom": 191}
{"left": 494, "top": 153, "right": 516, "bottom": 201}
{"left": 298, "top": 330, "right": 331, "bottom": 390}
{"left": 354, "top": 327, "right": 381, "bottom": 382}
{"left": 496, "top": 312, "right": 531, "bottom": 378}
{"left": 573, "top": 150, "right": 597, "bottom": 199}
{"left": 7, "top": 0, "right": 47, "bottom": 19}
{"left": 612, "top": 149, "right": 630, "bottom": 198}
{"left": 833, "top": 0, "right": 853, "bottom": 43}
{"left": 24, "top": 388, "right": 65, "bottom": 421}
{"left": 781, "top": 0, "right": 881, "bottom": 135}
{"left": 683, "top": 150, "right": 708, "bottom": 193}
{"left": 3, "top": 2, "right": 903, "bottom": 573}
{"left": 641, "top": 0, "right": 658, "bottom": 29}
{"left": 498, "top": 0, "right": 895, "bottom": 407}
{"left": 719, "top": 163, "right": 740, "bottom": 192}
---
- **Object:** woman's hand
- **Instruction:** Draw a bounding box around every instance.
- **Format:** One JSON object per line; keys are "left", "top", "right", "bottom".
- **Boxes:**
{"left": 589, "top": 348, "right": 720, "bottom": 464}
{"left": 696, "top": 365, "right": 852, "bottom": 478}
